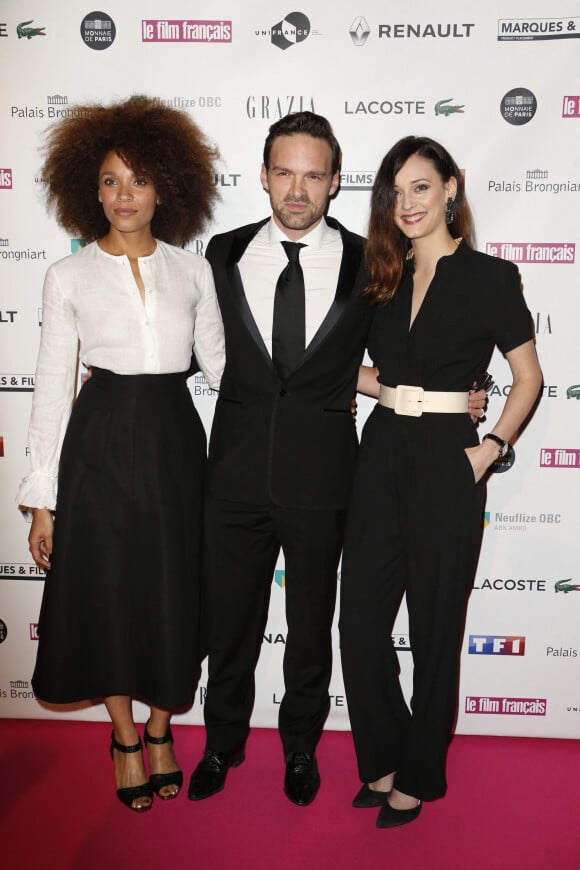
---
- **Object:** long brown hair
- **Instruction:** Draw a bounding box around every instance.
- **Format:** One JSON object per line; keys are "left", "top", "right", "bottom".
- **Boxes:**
{"left": 364, "top": 136, "right": 474, "bottom": 304}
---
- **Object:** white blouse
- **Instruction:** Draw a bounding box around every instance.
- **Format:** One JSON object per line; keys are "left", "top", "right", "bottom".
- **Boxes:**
{"left": 17, "top": 240, "right": 225, "bottom": 510}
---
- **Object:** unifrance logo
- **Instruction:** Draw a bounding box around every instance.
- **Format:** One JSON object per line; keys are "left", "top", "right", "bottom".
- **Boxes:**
{"left": 142, "top": 20, "right": 232, "bottom": 42}
{"left": 468, "top": 635, "right": 525, "bottom": 655}
{"left": 486, "top": 242, "right": 575, "bottom": 263}
{"left": 540, "top": 448, "right": 580, "bottom": 468}
{"left": 271, "top": 12, "right": 310, "bottom": 50}
{"left": 563, "top": 96, "right": 580, "bottom": 117}
{"left": 465, "top": 697, "right": 546, "bottom": 716}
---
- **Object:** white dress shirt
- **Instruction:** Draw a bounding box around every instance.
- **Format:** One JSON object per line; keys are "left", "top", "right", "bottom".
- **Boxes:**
{"left": 17, "top": 239, "right": 225, "bottom": 510}
{"left": 238, "top": 218, "right": 342, "bottom": 355}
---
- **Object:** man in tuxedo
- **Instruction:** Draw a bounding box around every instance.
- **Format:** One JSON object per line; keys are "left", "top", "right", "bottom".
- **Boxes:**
{"left": 188, "top": 112, "right": 373, "bottom": 807}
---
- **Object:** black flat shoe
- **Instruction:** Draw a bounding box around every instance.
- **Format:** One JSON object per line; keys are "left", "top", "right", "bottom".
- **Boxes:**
{"left": 284, "top": 752, "right": 320, "bottom": 806}
{"left": 188, "top": 746, "right": 245, "bottom": 800}
{"left": 144, "top": 721, "right": 183, "bottom": 800}
{"left": 109, "top": 731, "right": 154, "bottom": 813}
{"left": 352, "top": 783, "right": 392, "bottom": 808}
{"left": 376, "top": 799, "right": 422, "bottom": 828}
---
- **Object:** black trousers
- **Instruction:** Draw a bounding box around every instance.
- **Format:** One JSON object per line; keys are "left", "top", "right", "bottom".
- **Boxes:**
{"left": 202, "top": 497, "right": 345, "bottom": 754}
{"left": 339, "top": 406, "right": 485, "bottom": 801}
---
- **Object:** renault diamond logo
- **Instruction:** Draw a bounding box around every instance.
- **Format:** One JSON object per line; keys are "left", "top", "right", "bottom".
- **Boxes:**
{"left": 349, "top": 16, "right": 370, "bottom": 46}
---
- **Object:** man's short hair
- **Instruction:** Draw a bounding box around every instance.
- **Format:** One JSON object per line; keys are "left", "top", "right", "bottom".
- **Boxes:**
{"left": 263, "top": 111, "right": 341, "bottom": 175}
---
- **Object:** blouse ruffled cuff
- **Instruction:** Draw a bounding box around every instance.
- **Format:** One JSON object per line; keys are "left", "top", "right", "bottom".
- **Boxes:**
{"left": 16, "top": 471, "right": 57, "bottom": 512}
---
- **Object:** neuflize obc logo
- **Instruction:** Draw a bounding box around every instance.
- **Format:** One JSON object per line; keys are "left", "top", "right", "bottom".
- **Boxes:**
{"left": 468, "top": 635, "right": 525, "bottom": 655}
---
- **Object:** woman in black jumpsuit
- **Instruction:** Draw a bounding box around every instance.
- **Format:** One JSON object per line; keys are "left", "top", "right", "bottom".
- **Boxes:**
{"left": 339, "top": 137, "right": 542, "bottom": 828}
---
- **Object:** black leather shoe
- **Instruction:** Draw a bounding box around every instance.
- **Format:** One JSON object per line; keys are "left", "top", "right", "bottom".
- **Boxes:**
{"left": 352, "top": 783, "right": 391, "bottom": 808}
{"left": 187, "top": 747, "right": 245, "bottom": 800}
{"left": 376, "top": 799, "right": 422, "bottom": 828}
{"left": 284, "top": 752, "right": 320, "bottom": 806}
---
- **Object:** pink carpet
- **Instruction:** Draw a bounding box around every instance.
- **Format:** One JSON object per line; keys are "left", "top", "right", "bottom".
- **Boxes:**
{"left": 1, "top": 719, "right": 578, "bottom": 869}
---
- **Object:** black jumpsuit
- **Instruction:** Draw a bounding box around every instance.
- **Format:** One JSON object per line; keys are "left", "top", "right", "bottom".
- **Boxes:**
{"left": 339, "top": 241, "right": 534, "bottom": 801}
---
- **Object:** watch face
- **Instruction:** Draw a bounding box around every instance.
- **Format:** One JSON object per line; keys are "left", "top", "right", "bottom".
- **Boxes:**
{"left": 492, "top": 444, "right": 515, "bottom": 473}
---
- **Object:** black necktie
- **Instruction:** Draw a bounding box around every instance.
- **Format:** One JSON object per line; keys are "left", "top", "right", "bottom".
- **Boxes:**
{"left": 272, "top": 241, "right": 306, "bottom": 379}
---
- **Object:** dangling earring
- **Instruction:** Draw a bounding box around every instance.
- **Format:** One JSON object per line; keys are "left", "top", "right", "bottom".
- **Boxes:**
{"left": 445, "top": 196, "right": 455, "bottom": 225}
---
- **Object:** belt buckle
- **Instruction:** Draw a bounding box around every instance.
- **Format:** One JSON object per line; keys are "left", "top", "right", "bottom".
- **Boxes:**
{"left": 394, "top": 384, "right": 424, "bottom": 417}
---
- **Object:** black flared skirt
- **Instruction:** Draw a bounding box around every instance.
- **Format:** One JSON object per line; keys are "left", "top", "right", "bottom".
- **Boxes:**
{"left": 32, "top": 367, "right": 206, "bottom": 709}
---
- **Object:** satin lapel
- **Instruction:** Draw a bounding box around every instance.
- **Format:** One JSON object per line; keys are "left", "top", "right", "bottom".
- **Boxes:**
{"left": 226, "top": 220, "right": 272, "bottom": 365}
{"left": 304, "top": 225, "right": 362, "bottom": 362}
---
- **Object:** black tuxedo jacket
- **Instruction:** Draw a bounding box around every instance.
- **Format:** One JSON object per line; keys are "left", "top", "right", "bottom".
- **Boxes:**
{"left": 205, "top": 217, "right": 373, "bottom": 509}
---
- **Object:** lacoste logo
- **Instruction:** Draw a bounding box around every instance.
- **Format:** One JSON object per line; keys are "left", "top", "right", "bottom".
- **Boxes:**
{"left": 435, "top": 98, "right": 464, "bottom": 116}
{"left": 17, "top": 20, "right": 45, "bottom": 39}
{"left": 555, "top": 578, "right": 580, "bottom": 594}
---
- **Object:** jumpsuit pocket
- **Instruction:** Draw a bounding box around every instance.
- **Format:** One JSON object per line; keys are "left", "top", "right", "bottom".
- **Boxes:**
{"left": 461, "top": 447, "right": 477, "bottom": 485}
{"left": 448, "top": 424, "right": 479, "bottom": 487}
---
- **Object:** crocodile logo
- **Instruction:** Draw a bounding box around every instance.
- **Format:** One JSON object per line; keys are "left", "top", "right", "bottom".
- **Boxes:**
{"left": 435, "top": 98, "right": 464, "bottom": 116}
{"left": 17, "top": 20, "right": 46, "bottom": 39}
{"left": 566, "top": 385, "right": 580, "bottom": 399}
{"left": 555, "top": 578, "right": 580, "bottom": 594}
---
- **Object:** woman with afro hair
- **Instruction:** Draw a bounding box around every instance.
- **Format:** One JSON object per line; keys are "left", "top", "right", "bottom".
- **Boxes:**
{"left": 17, "top": 96, "right": 225, "bottom": 812}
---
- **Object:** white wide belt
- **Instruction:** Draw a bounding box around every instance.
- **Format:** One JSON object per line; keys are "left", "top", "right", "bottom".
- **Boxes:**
{"left": 378, "top": 384, "right": 469, "bottom": 417}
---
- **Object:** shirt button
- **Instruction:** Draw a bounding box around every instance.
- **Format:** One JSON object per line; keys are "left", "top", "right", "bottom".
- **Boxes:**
{"left": 279, "top": 389, "right": 287, "bottom": 397}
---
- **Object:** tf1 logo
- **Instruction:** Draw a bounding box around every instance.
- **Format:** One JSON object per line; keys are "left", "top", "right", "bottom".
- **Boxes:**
{"left": 468, "top": 635, "right": 525, "bottom": 655}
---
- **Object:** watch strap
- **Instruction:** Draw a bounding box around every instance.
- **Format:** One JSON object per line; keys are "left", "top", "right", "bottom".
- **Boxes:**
{"left": 483, "top": 433, "right": 508, "bottom": 456}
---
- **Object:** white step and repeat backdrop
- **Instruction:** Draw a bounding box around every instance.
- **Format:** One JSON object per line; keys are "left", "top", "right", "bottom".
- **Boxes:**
{"left": 1, "top": 1, "right": 579, "bottom": 739}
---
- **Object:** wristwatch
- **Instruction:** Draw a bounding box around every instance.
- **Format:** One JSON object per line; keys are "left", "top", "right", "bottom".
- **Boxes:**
{"left": 483, "top": 433, "right": 509, "bottom": 458}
